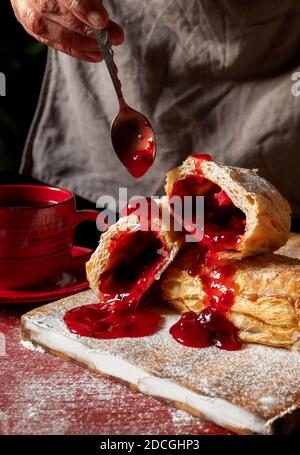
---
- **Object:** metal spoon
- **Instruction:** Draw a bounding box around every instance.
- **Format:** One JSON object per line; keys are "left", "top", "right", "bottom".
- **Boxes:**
{"left": 94, "top": 28, "right": 156, "bottom": 179}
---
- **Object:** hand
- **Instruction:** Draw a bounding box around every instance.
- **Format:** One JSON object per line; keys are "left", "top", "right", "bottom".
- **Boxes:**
{"left": 10, "top": 0, "right": 124, "bottom": 62}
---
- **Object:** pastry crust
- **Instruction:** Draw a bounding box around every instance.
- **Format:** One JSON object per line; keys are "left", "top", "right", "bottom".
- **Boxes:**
{"left": 86, "top": 198, "right": 183, "bottom": 297}
{"left": 165, "top": 157, "right": 291, "bottom": 258}
{"left": 276, "top": 233, "right": 300, "bottom": 260}
{"left": 160, "top": 246, "right": 300, "bottom": 350}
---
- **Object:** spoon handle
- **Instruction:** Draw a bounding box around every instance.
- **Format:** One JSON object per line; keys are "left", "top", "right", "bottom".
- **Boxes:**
{"left": 94, "top": 28, "right": 125, "bottom": 105}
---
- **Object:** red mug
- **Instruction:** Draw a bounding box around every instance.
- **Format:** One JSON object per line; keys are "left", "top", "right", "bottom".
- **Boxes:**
{"left": 0, "top": 185, "right": 99, "bottom": 289}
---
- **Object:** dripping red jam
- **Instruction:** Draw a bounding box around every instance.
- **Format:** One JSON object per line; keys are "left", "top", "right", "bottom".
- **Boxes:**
{"left": 112, "top": 108, "right": 156, "bottom": 179}
{"left": 121, "top": 197, "right": 159, "bottom": 227}
{"left": 64, "top": 230, "right": 168, "bottom": 339}
{"left": 169, "top": 250, "right": 242, "bottom": 351}
{"left": 169, "top": 154, "right": 245, "bottom": 351}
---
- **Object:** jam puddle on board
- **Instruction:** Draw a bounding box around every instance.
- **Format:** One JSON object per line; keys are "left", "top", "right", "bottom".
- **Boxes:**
{"left": 64, "top": 304, "right": 161, "bottom": 339}
{"left": 64, "top": 230, "right": 167, "bottom": 339}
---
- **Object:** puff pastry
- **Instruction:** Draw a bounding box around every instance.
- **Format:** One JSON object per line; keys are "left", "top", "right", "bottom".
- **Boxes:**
{"left": 85, "top": 154, "right": 294, "bottom": 352}
{"left": 86, "top": 198, "right": 183, "bottom": 303}
{"left": 165, "top": 155, "right": 291, "bottom": 257}
{"left": 161, "top": 245, "right": 300, "bottom": 350}
{"left": 276, "top": 233, "right": 300, "bottom": 260}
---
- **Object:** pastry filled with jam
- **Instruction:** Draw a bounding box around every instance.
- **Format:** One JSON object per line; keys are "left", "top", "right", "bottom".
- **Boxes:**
{"left": 165, "top": 154, "right": 290, "bottom": 350}
{"left": 64, "top": 200, "right": 182, "bottom": 339}
{"left": 64, "top": 154, "right": 295, "bottom": 352}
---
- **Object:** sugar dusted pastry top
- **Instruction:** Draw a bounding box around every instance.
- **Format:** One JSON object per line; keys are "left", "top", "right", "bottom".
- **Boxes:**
{"left": 166, "top": 156, "right": 291, "bottom": 257}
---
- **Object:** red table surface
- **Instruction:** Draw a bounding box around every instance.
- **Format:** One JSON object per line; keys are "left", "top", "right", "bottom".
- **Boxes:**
{"left": 0, "top": 304, "right": 230, "bottom": 435}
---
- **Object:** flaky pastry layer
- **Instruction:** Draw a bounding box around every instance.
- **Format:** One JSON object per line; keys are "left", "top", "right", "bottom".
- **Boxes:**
{"left": 161, "top": 246, "right": 300, "bottom": 350}
{"left": 165, "top": 157, "right": 291, "bottom": 257}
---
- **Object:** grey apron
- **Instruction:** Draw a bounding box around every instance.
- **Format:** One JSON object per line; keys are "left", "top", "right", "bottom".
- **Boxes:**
{"left": 20, "top": 0, "right": 300, "bottom": 215}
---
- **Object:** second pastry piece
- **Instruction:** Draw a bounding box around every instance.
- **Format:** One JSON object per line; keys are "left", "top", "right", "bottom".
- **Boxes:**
{"left": 161, "top": 246, "right": 300, "bottom": 350}
{"left": 165, "top": 155, "right": 291, "bottom": 257}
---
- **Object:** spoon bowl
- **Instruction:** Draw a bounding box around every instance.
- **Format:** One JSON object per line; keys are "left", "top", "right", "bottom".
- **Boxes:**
{"left": 111, "top": 105, "right": 156, "bottom": 178}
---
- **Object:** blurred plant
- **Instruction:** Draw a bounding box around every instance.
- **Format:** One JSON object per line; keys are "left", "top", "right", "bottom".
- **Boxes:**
{"left": 0, "top": 4, "right": 46, "bottom": 172}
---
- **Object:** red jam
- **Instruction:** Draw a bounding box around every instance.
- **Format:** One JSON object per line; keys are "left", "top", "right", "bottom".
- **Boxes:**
{"left": 64, "top": 230, "right": 166, "bottom": 339}
{"left": 121, "top": 197, "right": 159, "bottom": 225}
{"left": 99, "top": 231, "right": 166, "bottom": 312}
{"left": 129, "top": 135, "right": 155, "bottom": 179}
{"left": 191, "top": 153, "right": 212, "bottom": 164}
{"left": 171, "top": 155, "right": 212, "bottom": 198}
{"left": 64, "top": 304, "right": 161, "bottom": 339}
{"left": 112, "top": 110, "right": 156, "bottom": 179}
{"left": 169, "top": 308, "right": 241, "bottom": 350}
{"left": 64, "top": 153, "right": 244, "bottom": 350}
{"left": 169, "top": 155, "right": 244, "bottom": 351}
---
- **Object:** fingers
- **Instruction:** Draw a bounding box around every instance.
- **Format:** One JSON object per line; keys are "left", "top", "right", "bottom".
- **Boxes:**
{"left": 58, "top": 0, "right": 108, "bottom": 28}
{"left": 56, "top": 1, "right": 124, "bottom": 45}
{"left": 29, "top": 1, "right": 124, "bottom": 45}
{"left": 32, "top": 0, "right": 95, "bottom": 38}
{"left": 11, "top": 0, "right": 124, "bottom": 63}
{"left": 17, "top": 1, "right": 101, "bottom": 52}
{"left": 25, "top": 29, "right": 103, "bottom": 62}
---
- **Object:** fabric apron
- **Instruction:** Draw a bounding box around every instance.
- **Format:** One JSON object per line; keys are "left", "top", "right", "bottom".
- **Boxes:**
{"left": 20, "top": 0, "right": 300, "bottom": 215}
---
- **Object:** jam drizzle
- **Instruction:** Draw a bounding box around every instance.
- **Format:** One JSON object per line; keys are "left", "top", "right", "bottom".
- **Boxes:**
{"left": 64, "top": 230, "right": 166, "bottom": 339}
{"left": 169, "top": 154, "right": 244, "bottom": 351}
{"left": 169, "top": 248, "right": 242, "bottom": 351}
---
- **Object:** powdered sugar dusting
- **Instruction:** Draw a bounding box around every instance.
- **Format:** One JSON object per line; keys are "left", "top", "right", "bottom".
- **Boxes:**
{"left": 1, "top": 306, "right": 228, "bottom": 435}
{"left": 20, "top": 339, "right": 46, "bottom": 353}
{"left": 170, "top": 408, "right": 213, "bottom": 433}
{"left": 21, "top": 289, "right": 300, "bottom": 430}
{"left": 171, "top": 408, "right": 194, "bottom": 424}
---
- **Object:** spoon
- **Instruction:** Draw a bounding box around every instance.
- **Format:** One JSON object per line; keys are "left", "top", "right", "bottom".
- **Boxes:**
{"left": 94, "top": 28, "right": 156, "bottom": 179}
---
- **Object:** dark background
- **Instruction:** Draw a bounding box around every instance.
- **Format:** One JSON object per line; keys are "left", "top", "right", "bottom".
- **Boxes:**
{"left": 0, "top": 4, "right": 98, "bottom": 247}
{"left": 0, "top": 2, "right": 47, "bottom": 173}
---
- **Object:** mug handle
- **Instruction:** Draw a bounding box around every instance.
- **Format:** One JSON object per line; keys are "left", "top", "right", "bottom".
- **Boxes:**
{"left": 70, "top": 209, "right": 99, "bottom": 268}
